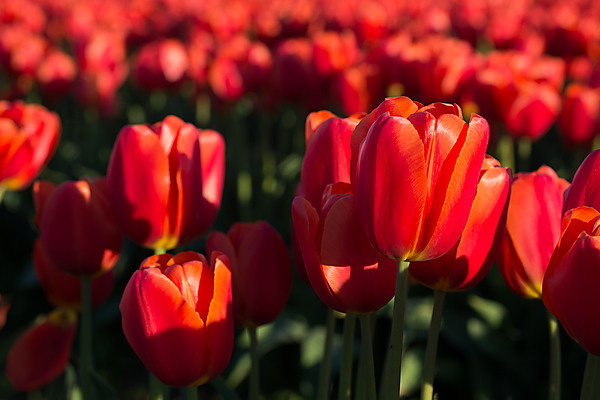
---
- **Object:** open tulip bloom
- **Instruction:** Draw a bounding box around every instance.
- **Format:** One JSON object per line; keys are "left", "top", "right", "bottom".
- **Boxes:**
{"left": 120, "top": 251, "right": 233, "bottom": 388}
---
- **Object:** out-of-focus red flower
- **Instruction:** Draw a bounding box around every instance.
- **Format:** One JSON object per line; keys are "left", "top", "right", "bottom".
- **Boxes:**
{"left": 35, "top": 48, "right": 77, "bottom": 101}
{"left": 292, "top": 183, "right": 397, "bottom": 314}
{"left": 33, "top": 240, "right": 115, "bottom": 310}
{"left": 120, "top": 251, "right": 233, "bottom": 387}
{"left": 107, "top": 115, "right": 225, "bottom": 251}
{"left": 34, "top": 178, "right": 123, "bottom": 277}
{"left": 0, "top": 101, "right": 60, "bottom": 193}
{"left": 543, "top": 206, "right": 600, "bottom": 355}
{"left": 6, "top": 308, "right": 77, "bottom": 392}
{"left": 497, "top": 166, "right": 569, "bottom": 298}
{"left": 563, "top": 149, "right": 600, "bottom": 213}
{"left": 331, "top": 63, "right": 386, "bottom": 115}
{"left": 558, "top": 83, "right": 600, "bottom": 146}
{"left": 132, "top": 38, "right": 189, "bottom": 91}
{"left": 206, "top": 221, "right": 291, "bottom": 327}
{"left": 352, "top": 98, "right": 489, "bottom": 261}
{"left": 0, "top": 294, "right": 9, "bottom": 330}
{"left": 312, "top": 30, "right": 359, "bottom": 79}
{"left": 409, "top": 155, "right": 511, "bottom": 291}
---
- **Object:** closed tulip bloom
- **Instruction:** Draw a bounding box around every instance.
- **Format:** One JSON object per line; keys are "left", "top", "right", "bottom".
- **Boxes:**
{"left": 120, "top": 251, "right": 233, "bottom": 387}
{"left": 497, "top": 166, "right": 569, "bottom": 298}
{"left": 543, "top": 206, "right": 600, "bottom": 355}
{"left": 410, "top": 155, "right": 511, "bottom": 291}
{"left": 206, "top": 221, "right": 291, "bottom": 327}
{"left": 0, "top": 100, "right": 60, "bottom": 194}
{"left": 353, "top": 98, "right": 489, "bottom": 261}
{"left": 563, "top": 149, "right": 600, "bottom": 213}
{"left": 300, "top": 112, "right": 362, "bottom": 209}
{"left": 6, "top": 308, "right": 77, "bottom": 392}
{"left": 292, "top": 183, "right": 397, "bottom": 314}
{"left": 33, "top": 240, "right": 115, "bottom": 310}
{"left": 558, "top": 83, "right": 600, "bottom": 146}
{"left": 34, "top": 177, "right": 123, "bottom": 277}
{"left": 107, "top": 115, "right": 225, "bottom": 251}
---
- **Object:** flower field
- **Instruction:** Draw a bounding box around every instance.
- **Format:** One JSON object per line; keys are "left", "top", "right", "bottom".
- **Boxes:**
{"left": 1, "top": 0, "right": 600, "bottom": 399}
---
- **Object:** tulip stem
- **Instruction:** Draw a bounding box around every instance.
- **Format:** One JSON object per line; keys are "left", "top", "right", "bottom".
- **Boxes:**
{"left": 580, "top": 353, "right": 600, "bottom": 400}
{"left": 249, "top": 326, "right": 260, "bottom": 400}
{"left": 318, "top": 308, "right": 336, "bottom": 400}
{"left": 359, "top": 314, "right": 377, "bottom": 400}
{"left": 185, "top": 385, "right": 198, "bottom": 400}
{"left": 420, "top": 290, "right": 446, "bottom": 400}
{"left": 149, "top": 373, "right": 165, "bottom": 400}
{"left": 547, "top": 310, "right": 561, "bottom": 400}
{"left": 338, "top": 314, "right": 356, "bottom": 400}
{"left": 386, "top": 260, "right": 410, "bottom": 400}
{"left": 80, "top": 276, "right": 93, "bottom": 400}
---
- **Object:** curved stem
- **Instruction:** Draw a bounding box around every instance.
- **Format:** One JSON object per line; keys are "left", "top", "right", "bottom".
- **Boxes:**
{"left": 420, "top": 290, "right": 446, "bottom": 400}
{"left": 338, "top": 314, "right": 357, "bottom": 400}
{"left": 580, "top": 353, "right": 600, "bottom": 400}
{"left": 547, "top": 310, "right": 561, "bottom": 400}
{"left": 249, "top": 326, "right": 260, "bottom": 400}
{"left": 80, "top": 276, "right": 93, "bottom": 400}
{"left": 149, "top": 374, "right": 165, "bottom": 400}
{"left": 359, "top": 314, "right": 377, "bottom": 400}
{"left": 186, "top": 385, "right": 198, "bottom": 400}
{"left": 318, "top": 308, "right": 336, "bottom": 400}
{"left": 387, "top": 260, "right": 410, "bottom": 400}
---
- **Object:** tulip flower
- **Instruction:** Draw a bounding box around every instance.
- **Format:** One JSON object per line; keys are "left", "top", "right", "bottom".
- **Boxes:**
{"left": 0, "top": 100, "right": 60, "bottom": 196}
{"left": 206, "top": 221, "right": 291, "bottom": 327}
{"left": 107, "top": 115, "right": 225, "bottom": 251}
{"left": 497, "top": 166, "right": 569, "bottom": 298}
{"left": 353, "top": 99, "right": 489, "bottom": 261}
{"left": 542, "top": 206, "right": 600, "bottom": 356}
{"left": 120, "top": 251, "right": 233, "bottom": 387}
{"left": 131, "top": 38, "right": 189, "bottom": 91}
{"left": 563, "top": 149, "right": 600, "bottom": 213}
{"left": 292, "top": 183, "right": 397, "bottom": 314}
{"left": 410, "top": 155, "right": 511, "bottom": 291}
{"left": 558, "top": 83, "right": 600, "bottom": 146}
{"left": 33, "top": 239, "right": 115, "bottom": 310}
{"left": 34, "top": 178, "right": 122, "bottom": 277}
{"left": 6, "top": 308, "right": 77, "bottom": 392}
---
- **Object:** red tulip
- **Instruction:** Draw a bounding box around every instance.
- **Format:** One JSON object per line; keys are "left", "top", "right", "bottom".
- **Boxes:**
{"left": 132, "top": 38, "right": 189, "bottom": 91}
{"left": 542, "top": 206, "right": 600, "bottom": 355}
{"left": 0, "top": 100, "right": 60, "bottom": 193}
{"left": 206, "top": 221, "right": 291, "bottom": 327}
{"left": 107, "top": 115, "right": 225, "bottom": 251}
{"left": 558, "top": 83, "right": 600, "bottom": 146}
{"left": 497, "top": 166, "right": 569, "bottom": 298}
{"left": 300, "top": 112, "right": 362, "bottom": 210}
{"left": 34, "top": 177, "right": 123, "bottom": 277}
{"left": 33, "top": 240, "right": 115, "bottom": 310}
{"left": 6, "top": 308, "right": 77, "bottom": 391}
{"left": 353, "top": 98, "right": 489, "bottom": 261}
{"left": 563, "top": 149, "right": 600, "bottom": 214}
{"left": 409, "top": 155, "right": 511, "bottom": 291}
{"left": 120, "top": 251, "right": 233, "bottom": 387}
{"left": 292, "top": 183, "right": 397, "bottom": 314}
{"left": 35, "top": 48, "right": 77, "bottom": 101}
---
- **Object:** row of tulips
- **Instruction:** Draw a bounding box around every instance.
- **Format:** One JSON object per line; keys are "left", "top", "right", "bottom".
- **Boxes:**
{"left": 2, "top": 0, "right": 600, "bottom": 148}
{"left": 4, "top": 91, "right": 600, "bottom": 399}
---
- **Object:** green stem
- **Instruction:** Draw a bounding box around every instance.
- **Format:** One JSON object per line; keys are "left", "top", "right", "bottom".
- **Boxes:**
{"left": 80, "top": 276, "right": 93, "bottom": 400}
{"left": 249, "top": 326, "right": 260, "bottom": 400}
{"left": 154, "top": 248, "right": 167, "bottom": 255}
{"left": 359, "top": 314, "right": 377, "bottom": 400}
{"left": 338, "top": 314, "right": 357, "bottom": 400}
{"left": 580, "top": 353, "right": 600, "bottom": 400}
{"left": 0, "top": 187, "right": 5, "bottom": 206}
{"left": 421, "top": 290, "right": 445, "bottom": 400}
{"left": 517, "top": 137, "right": 532, "bottom": 172}
{"left": 547, "top": 310, "right": 561, "bottom": 400}
{"left": 387, "top": 260, "right": 410, "bottom": 400}
{"left": 186, "top": 385, "right": 198, "bottom": 400}
{"left": 149, "top": 373, "right": 165, "bottom": 400}
{"left": 497, "top": 132, "right": 515, "bottom": 173}
{"left": 318, "top": 308, "right": 336, "bottom": 400}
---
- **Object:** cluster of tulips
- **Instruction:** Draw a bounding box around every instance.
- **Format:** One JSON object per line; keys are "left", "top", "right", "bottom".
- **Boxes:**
{"left": 2, "top": 0, "right": 600, "bottom": 399}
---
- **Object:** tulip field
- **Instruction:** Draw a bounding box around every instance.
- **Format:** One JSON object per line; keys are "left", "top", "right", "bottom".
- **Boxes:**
{"left": 2, "top": 0, "right": 600, "bottom": 399}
